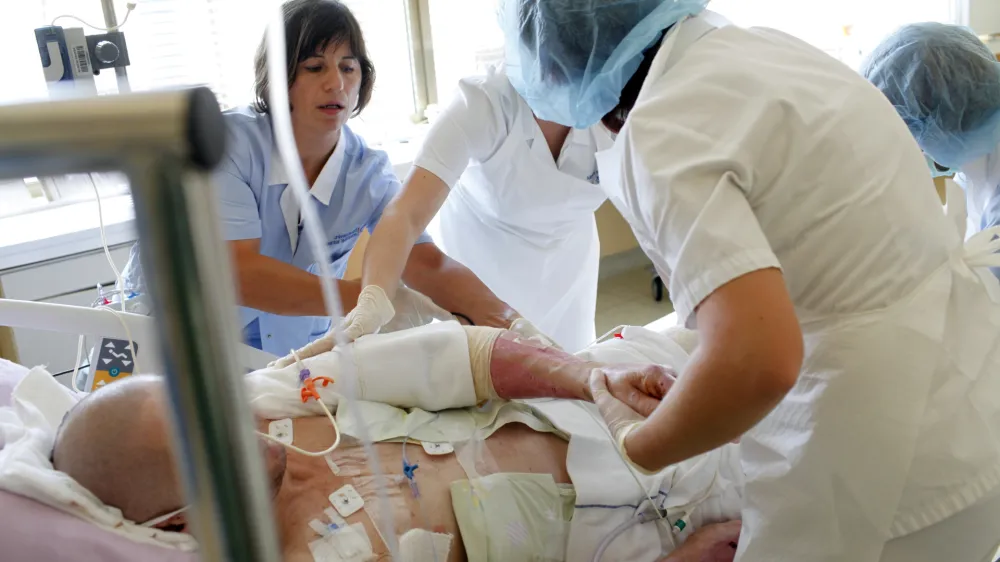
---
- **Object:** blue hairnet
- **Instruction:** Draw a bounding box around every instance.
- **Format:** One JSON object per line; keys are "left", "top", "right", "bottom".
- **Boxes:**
{"left": 861, "top": 23, "right": 1000, "bottom": 171}
{"left": 500, "top": 0, "right": 710, "bottom": 129}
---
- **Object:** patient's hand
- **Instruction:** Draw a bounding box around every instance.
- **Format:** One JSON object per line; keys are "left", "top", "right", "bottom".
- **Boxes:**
{"left": 661, "top": 521, "right": 741, "bottom": 562}
{"left": 598, "top": 364, "right": 676, "bottom": 417}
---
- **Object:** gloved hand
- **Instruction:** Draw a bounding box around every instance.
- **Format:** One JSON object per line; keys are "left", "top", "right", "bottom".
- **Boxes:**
{"left": 589, "top": 369, "right": 646, "bottom": 443}
{"left": 508, "top": 316, "right": 562, "bottom": 350}
{"left": 380, "top": 285, "right": 454, "bottom": 334}
{"left": 268, "top": 285, "right": 395, "bottom": 368}
{"left": 597, "top": 364, "right": 676, "bottom": 417}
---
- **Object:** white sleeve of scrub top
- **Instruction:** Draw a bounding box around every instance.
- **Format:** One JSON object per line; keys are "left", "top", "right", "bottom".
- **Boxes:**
{"left": 213, "top": 129, "right": 263, "bottom": 241}
{"left": 412, "top": 72, "right": 514, "bottom": 187}
{"left": 367, "top": 152, "right": 434, "bottom": 245}
{"left": 622, "top": 90, "right": 783, "bottom": 323}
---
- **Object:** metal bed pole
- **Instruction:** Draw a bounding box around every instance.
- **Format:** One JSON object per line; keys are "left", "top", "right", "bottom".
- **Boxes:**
{"left": 0, "top": 87, "right": 281, "bottom": 562}
{"left": 99, "top": 0, "right": 131, "bottom": 93}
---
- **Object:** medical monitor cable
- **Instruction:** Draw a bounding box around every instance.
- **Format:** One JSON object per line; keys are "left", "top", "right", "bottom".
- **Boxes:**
{"left": 591, "top": 506, "right": 662, "bottom": 562}
{"left": 255, "top": 350, "right": 342, "bottom": 457}
{"left": 51, "top": 2, "right": 137, "bottom": 31}
{"left": 71, "top": 175, "right": 140, "bottom": 388}
{"left": 264, "top": 7, "right": 399, "bottom": 557}
{"left": 576, "top": 401, "right": 664, "bottom": 521}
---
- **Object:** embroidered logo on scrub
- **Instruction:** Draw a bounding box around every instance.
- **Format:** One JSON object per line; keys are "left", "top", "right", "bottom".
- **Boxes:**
{"left": 587, "top": 169, "right": 600, "bottom": 185}
{"left": 328, "top": 226, "right": 363, "bottom": 246}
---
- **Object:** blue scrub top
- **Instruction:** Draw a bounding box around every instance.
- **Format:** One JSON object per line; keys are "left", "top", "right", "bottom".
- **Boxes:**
{"left": 122, "top": 106, "right": 432, "bottom": 356}
{"left": 984, "top": 189, "right": 1000, "bottom": 281}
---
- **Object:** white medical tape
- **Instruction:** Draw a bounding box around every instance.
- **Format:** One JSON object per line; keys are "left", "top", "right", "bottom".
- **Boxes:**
{"left": 268, "top": 419, "right": 293, "bottom": 445}
{"left": 398, "top": 528, "right": 453, "bottom": 562}
{"left": 329, "top": 484, "right": 364, "bottom": 518}
{"left": 309, "top": 519, "right": 330, "bottom": 537}
{"left": 308, "top": 523, "right": 372, "bottom": 562}
{"left": 325, "top": 508, "right": 347, "bottom": 529}
{"left": 324, "top": 453, "right": 341, "bottom": 475}
{"left": 454, "top": 424, "right": 500, "bottom": 482}
{"left": 421, "top": 442, "right": 454, "bottom": 456}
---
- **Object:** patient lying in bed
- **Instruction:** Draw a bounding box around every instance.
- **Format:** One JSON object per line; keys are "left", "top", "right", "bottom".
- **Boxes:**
{"left": 50, "top": 322, "right": 742, "bottom": 562}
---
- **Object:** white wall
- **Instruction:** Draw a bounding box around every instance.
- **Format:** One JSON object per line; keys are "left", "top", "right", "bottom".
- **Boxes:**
{"left": 969, "top": 0, "right": 1000, "bottom": 53}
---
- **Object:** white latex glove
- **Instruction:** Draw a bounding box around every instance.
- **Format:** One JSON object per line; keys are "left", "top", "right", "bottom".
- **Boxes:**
{"left": 268, "top": 284, "right": 395, "bottom": 368}
{"left": 589, "top": 369, "right": 646, "bottom": 441}
{"left": 508, "top": 316, "right": 562, "bottom": 350}
{"left": 589, "top": 369, "right": 658, "bottom": 475}
{"left": 381, "top": 285, "right": 454, "bottom": 334}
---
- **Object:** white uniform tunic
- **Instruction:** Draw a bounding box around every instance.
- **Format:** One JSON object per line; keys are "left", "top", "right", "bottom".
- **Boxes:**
{"left": 415, "top": 67, "right": 614, "bottom": 352}
{"left": 956, "top": 143, "right": 1000, "bottom": 239}
{"left": 596, "top": 11, "right": 1000, "bottom": 561}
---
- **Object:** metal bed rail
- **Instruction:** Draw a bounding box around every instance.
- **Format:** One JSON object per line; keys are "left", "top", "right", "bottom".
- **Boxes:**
{"left": 0, "top": 87, "right": 281, "bottom": 562}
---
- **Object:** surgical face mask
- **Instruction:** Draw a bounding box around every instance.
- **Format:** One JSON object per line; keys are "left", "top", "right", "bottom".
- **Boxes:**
{"left": 926, "top": 154, "right": 953, "bottom": 178}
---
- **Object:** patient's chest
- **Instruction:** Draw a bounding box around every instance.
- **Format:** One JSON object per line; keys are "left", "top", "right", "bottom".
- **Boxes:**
{"left": 268, "top": 417, "right": 569, "bottom": 561}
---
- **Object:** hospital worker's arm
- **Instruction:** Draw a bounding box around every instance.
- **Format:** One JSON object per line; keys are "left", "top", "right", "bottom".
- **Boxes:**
{"left": 626, "top": 268, "right": 802, "bottom": 470}
{"left": 230, "top": 239, "right": 361, "bottom": 316}
{"left": 361, "top": 75, "right": 518, "bottom": 327}
{"left": 613, "top": 89, "right": 803, "bottom": 472}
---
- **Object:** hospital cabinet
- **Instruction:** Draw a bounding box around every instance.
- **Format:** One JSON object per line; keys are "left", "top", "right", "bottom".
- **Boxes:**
{"left": 0, "top": 244, "right": 131, "bottom": 380}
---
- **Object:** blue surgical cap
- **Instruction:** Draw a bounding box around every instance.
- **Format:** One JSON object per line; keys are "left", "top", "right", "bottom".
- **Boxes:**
{"left": 500, "top": 0, "right": 710, "bottom": 129}
{"left": 861, "top": 23, "right": 1000, "bottom": 171}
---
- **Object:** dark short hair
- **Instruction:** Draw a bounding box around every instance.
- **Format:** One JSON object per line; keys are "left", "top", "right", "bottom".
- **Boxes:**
{"left": 252, "top": 0, "right": 375, "bottom": 116}
{"left": 601, "top": 30, "right": 668, "bottom": 134}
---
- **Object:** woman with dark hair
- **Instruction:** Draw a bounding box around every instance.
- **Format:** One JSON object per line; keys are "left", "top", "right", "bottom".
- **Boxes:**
{"left": 123, "top": 0, "right": 508, "bottom": 359}
{"left": 500, "top": 1, "right": 1000, "bottom": 561}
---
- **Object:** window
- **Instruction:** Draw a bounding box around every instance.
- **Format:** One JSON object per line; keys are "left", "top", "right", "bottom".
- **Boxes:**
{"left": 708, "top": 0, "right": 964, "bottom": 69}
{"left": 0, "top": 0, "right": 970, "bottom": 218}
{"left": 0, "top": 0, "right": 419, "bottom": 215}
{"left": 426, "top": 0, "right": 505, "bottom": 109}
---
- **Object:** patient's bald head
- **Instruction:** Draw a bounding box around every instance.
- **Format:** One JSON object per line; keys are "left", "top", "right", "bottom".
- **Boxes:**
{"left": 52, "top": 375, "right": 179, "bottom": 524}
{"left": 52, "top": 374, "right": 287, "bottom": 529}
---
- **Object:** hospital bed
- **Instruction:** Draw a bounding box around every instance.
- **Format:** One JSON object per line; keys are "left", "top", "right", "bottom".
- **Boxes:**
{"left": 0, "top": 80, "right": 694, "bottom": 561}
{"left": 0, "top": 311, "right": 686, "bottom": 562}
{"left": 0, "top": 88, "right": 280, "bottom": 561}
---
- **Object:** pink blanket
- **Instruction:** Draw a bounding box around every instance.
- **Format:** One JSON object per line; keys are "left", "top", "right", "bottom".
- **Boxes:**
{"left": 0, "top": 359, "right": 194, "bottom": 562}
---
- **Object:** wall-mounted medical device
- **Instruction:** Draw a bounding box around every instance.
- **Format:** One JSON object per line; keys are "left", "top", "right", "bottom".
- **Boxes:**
{"left": 34, "top": 3, "right": 135, "bottom": 97}
{"left": 35, "top": 26, "right": 131, "bottom": 95}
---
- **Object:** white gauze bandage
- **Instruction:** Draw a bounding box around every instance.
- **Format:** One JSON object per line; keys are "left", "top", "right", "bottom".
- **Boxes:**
{"left": 246, "top": 321, "right": 477, "bottom": 415}
{"left": 462, "top": 325, "right": 504, "bottom": 404}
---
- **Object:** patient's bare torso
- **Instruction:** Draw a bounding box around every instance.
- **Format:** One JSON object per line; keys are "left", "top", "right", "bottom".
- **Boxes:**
{"left": 269, "top": 416, "right": 570, "bottom": 561}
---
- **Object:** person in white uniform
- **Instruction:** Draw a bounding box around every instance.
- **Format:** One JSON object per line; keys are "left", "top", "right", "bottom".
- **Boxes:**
{"left": 353, "top": 67, "right": 614, "bottom": 353}
{"left": 283, "top": 68, "right": 615, "bottom": 362}
{"left": 499, "top": 1, "right": 1000, "bottom": 561}
{"left": 862, "top": 23, "right": 1000, "bottom": 277}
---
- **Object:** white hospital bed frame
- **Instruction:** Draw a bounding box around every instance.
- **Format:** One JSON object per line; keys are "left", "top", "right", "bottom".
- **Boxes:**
{"left": 0, "top": 89, "right": 282, "bottom": 561}
{"left": 0, "top": 299, "right": 277, "bottom": 377}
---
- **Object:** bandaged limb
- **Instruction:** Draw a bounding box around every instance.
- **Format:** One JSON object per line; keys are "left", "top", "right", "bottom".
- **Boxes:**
{"left": 469, "top": 328, "right": 675, "bottom": 414}
{"left": 475, "top": 328, "right": 595, "bottom": 402}
{"left": 270, "top": 284, "right": 445, "bottom": 369}
{"left": 249, "top": 321, "right": 676, "bottom": 417}
{"left": 249, "top": 321, "right": 477, "bottom": 416}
